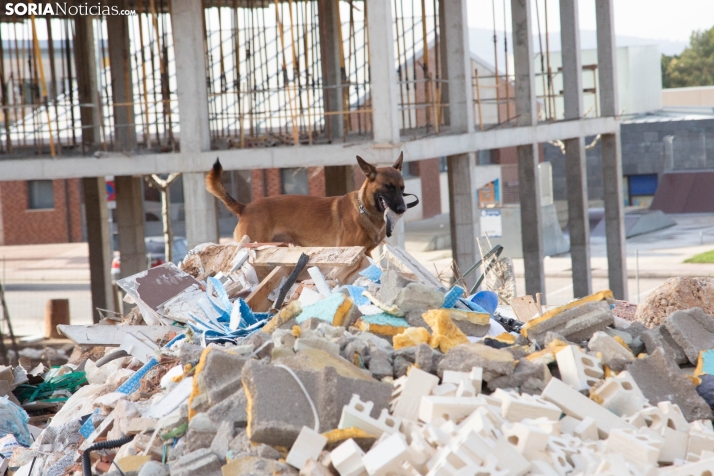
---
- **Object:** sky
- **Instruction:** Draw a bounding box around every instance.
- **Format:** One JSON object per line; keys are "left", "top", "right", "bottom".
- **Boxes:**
{"left": 467, "top": 0, "right": 714, "bottom": 45}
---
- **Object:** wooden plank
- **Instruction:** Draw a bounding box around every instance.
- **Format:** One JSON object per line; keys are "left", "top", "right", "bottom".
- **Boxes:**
{"left": 510, "top": 295, "right": 543, "bottom": 323}
{"left": 245, "top": 266, "right": 292, "bottom": 312}
{"left": 252, "top": 247, "right": 365, "bottom": 268}
{"left": 328, "top": 255, "right": 371, "bottom": 285}
{"left": 57, "top": 325, "right": 182, "bottom": 346}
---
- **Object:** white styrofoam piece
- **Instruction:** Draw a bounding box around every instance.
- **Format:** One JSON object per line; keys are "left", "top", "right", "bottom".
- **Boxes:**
{"left": 308, "top": 266, "right": 332, "bottom": 297}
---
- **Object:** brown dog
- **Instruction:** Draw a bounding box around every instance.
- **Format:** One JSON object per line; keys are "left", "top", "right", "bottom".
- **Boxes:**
{"left": 205, "top": 154, "right": 408, "bottom": 254}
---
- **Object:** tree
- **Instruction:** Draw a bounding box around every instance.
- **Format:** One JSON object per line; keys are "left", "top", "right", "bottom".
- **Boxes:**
{"left": 662, "top": 26, "right": 714, "bottom": 88}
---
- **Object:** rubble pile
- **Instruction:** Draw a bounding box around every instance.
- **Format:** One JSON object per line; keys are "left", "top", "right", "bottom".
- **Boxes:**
{"left": 2, "top": 240, "right": 714, "bottom": 475}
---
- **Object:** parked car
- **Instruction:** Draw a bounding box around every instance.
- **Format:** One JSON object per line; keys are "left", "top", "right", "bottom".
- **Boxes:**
{"left": 111, "top": 236, "right": 188, "bottom": 279}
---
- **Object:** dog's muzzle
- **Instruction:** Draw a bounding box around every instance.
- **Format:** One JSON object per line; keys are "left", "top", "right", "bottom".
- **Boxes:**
{"left": 385, "top": 193, "right": 420, "bottom": 238}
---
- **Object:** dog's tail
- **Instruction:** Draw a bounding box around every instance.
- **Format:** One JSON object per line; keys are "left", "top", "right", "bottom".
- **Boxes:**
{"left": 205, "top": 158, "right": 245, "bottom": 216}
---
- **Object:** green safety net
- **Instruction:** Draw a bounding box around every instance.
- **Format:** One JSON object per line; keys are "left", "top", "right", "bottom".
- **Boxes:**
{"left": 13, "top": 368, "right": 87, "bottom": 404}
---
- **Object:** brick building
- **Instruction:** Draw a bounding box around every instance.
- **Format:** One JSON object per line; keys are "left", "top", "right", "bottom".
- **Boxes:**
{"left": 0, "top": 179, "right": 83, "bottom": 245}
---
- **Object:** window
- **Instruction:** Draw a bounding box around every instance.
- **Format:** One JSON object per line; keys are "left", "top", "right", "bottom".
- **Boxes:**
{"left": 439, "top": 157, "right": 448, "bottom": 172}
{"left": 27, "top": 180, "right": 54, "bottom": 209}
{"left": 281, "top": 168, "right": 309, "bottom": 195}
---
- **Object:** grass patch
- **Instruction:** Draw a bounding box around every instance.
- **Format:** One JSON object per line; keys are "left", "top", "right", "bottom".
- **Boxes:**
{"left": 684, "top": 250, "right": 714, "bottom": 263}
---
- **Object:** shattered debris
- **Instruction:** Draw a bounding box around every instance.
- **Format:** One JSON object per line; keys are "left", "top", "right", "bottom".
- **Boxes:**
{"left": 2, "top": 239, "right": 714, "bottom": 475}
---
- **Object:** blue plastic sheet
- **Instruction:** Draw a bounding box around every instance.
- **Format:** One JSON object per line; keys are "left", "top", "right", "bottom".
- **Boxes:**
{"left": 0, "top": 397, "right": 32, "bottom": 447}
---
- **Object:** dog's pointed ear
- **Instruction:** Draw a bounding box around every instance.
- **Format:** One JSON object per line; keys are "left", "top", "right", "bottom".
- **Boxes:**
{"left": 356, "top": 155, "right": 378, "bottom": 181}
{"left": 392, "top": 152, "right": 404, "bottom": 172}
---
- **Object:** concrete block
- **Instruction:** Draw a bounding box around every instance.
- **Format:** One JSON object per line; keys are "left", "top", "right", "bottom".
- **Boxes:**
{"left": 418, "top": 396, "right": 488, "bottom": 424}
{"left": 659, "top": 426, "right": 689, "bottom": 464}
{"left": 169, "top": 448, "right": 222, "bottom": 476}
{"left": 604, "top": 428, "right": 662, "bottom": 466}
{"left": 492, "top": 389, "right": 562, "bottom": 423}
{"left": 286, "top": 426, "right": 328, "bottom": 470}
{"left": 659, "top": 454, "right": 714, "bottom": 475}
{"left": 688, "top": 421, "right": 714, "bottom": 460}
{"left": 591, "top": 371, "right": 647, "bottom": 417}
{"left": 664, "top": 308, "right": 714, "bottom": 365}
{"left": 492, "top": 436, "right": 532, "bottom": 476}
{"left": 627, "top": 347, "right": 712, "bottom": 422}
{"left": 339, "top": 395, "right": 401, "bottom": 437}
{"left": 502, "top": 422, "right": 549, "bottom": 458}
{"left": 299, "top": 458, "right": 334, "bottom": 476}
{"left": 376, "top": 270, "right": 413, "bottom": 305}
{"left": 559, "top": 416, "right": 598, "bottom": 441}
{"left": 522, "top": 299, "right": 613, "bottom": 346}
{"left": 294, "top": 338, "right": 341, "bottom": 358}
{"left": 431, "top": 383, "right": 457, "bottom": 397}
{"left": 456, "top": 406, "right": 506, "bottom": 441}
{"left": 541, "top": 378, "right": 634, "bottom": 438}
{"left": 390, "top": 368, "right": 439, "bottom": 421}
{"left": 242, "top": 355, "right": 392, "bottom": 447}
{"left": 555, "top": 345, "right": 603, "bottom": 391}
{"left": 587, "top": 331, "right": 634, "bottom": 369}
{"left": 194, "top": 349, "right": 248, "bottom": 413}
{"left": 207, "top": 388, "right": 247, "bottom": 429}
{"left": 330, "top": 439, "right": 367, "bottom": 476}
{"left": 641, "top": 325, "right": 688, "bottom": 365}
{"left": 487, "top": 359, "right": 549, "bottom": 393}
{"left": 362, "top": 433, "right": 418, "bottom": 476}
{"left": 437, "top": 343, "right": 515, "bottom": 382}
{"left": 393, "top": 282, "right": 444, "bottom": 313}
{"left": 210, "top": 421, "right": 236, "bottom": 464}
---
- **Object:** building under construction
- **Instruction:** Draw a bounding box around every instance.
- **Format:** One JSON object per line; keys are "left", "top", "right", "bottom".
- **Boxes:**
{"left": 0, "top": 0, "right": 628, "bottom": 317}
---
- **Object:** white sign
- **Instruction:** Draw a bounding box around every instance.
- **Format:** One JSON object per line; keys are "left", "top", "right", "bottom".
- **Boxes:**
{"left": 480, "top": 209, "right": 502, "bottom": 238}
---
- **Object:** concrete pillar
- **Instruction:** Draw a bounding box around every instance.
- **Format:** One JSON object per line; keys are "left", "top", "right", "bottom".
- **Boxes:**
{"left": 560, "top": 0, "right": 591, "bottom": 298}
{"left": 82, "top": 177, "right": 114, "bottom": 320}
{"left": 171, "top": 0, "right": 219, "bottom": 247}
{"left": 73, "top": 16, "right": 101, "bottom": 146}
{"left": 596, "top": 0, "right": 628, "bottom": 299}
{"left": 511, "top": 0, "right": 545, "bottom": 297}
{"left": 448, "top": 153, "right": 479, "bottom": 289}
{"left": 115, "top": 176, "right": 146, "bottom": 278}
{"left": 107, "top": 3, "right": 136, "bottom": 152}
{"left": 318, "top": 0, "right": 343, "bottom": 140}
{"left": 366, "top": 0, "right": 400, "bottom": 143}
{"left": 441, "top": 0, "right": 479, "bottom": 288}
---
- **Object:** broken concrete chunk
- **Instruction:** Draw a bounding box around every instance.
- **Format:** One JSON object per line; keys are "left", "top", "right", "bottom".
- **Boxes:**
{"left": 193, "top": 349, "right": 248, "bottom": 414}
{"left": 487, "top": 358, "right": 549, "bottom": 393}
{"left": 641, "top": 325, "right": 688, "bottom": 365}
{"left": 523, "top": 299, "right": 613, "bottom": 346}
{"left": 170, "top": 448, "right": 222, "bottom": 476}
{"left": 393, "top": 283, "right": 445, "bottom": 313}
{"left": 376, "top": 270, "right": 414, "bottom": 305}
{"left": 242, "top": 357, "right": 392, "bottom": 447}
{"left": 207, "top": 388, "right": 248, "bottom": 429}
{"left": 663, "top": 308, "right": 714, "bottom": 365}
{"left": 437, "top": 343, "right": 515, "bottom": 381}
{"left": 587, "top": 331, "right": 634, "bottom": 370}
{"left": 627, "top": 347, "right": 712, "bottom": 422}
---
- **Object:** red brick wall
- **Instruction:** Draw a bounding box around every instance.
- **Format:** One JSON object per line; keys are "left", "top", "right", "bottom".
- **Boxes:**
{"left": 252, "top": 167, "right": 328, "bottom": 199}
{"left": 419, "top": 158, "right": 441, "bottom": 218}
{"left": 308, "top": 167, "right": 326, "bottom": 197}
{"left": 0, "top": 179, "right": 82, "bottom": 245}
